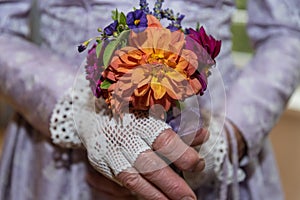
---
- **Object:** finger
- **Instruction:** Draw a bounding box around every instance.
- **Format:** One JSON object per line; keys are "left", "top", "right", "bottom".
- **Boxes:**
{"left": 181, "top": 128, "right": 210, "bottom": 147}
{"left": 86, "top": 169, "right": 133, "bottom": 197}
{"left": 135, "top": 150, "right": 197, "bottom": 200}
{"left": 153, "top": 129, "right": 205, "bottom": 172}
{"left": 117, "top": 168, "right": 168, "bottom": 200}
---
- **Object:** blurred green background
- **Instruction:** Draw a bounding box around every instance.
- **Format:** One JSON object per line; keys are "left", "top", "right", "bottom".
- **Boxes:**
{"left": 236, "top": 0, "right": 247, "bottom": 9}
{"left": 232, "top": 0, "right": 252, "bottom": 53}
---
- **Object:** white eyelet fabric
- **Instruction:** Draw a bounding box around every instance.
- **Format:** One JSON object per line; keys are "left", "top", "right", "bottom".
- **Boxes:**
{"left": 50, "top": 88, "right": 83, "bottom": 148}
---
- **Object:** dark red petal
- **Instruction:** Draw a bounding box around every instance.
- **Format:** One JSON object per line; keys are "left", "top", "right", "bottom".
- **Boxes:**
{"left": 212, "top": 40, "right": 222, "bottom": 59}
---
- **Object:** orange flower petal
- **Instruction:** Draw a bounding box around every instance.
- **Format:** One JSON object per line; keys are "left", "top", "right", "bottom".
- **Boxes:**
{"left": 134, "top": 84, "right": 150, "bottom": 96}
{"left": 117, "top": 64, "right": 137, "bottom": 73}
{"left": 163, "top": 97, "right": 172, "bottom": 111}
{"left": 151, "top": 77, "right": 166, "bottom": 100}
{"left": 170, "top": 30, "right": 185, "bottom": 53}
{"left": 161, "top": 77, "right": 181, "bottom": 100}
{"left": 189, "top": 78, "right": 202, "bottom": 94}
{"left": 179, "top": 49, "right": 198, "bottom": 75}
{"left": 155, "top": 96, "right": 172, "bottom": 111}
{"left": 141, "top": 28, "right": 171, "bottom": 50}
{"left": 131, "top": 67, "right": 148, "bottom": 84}
{"left": 129, "top": 30, "right": 148, "bottom": 49}
{"left": 104, "top": 70, "right": 117, "bottom": 81}
{"left": 166, "top": 71, "right": 186, "bottom": 82}
{"left": 110, "top": 55, "right": 124, "bottom": 70}
{"left": 137, "top": 75, "right": 152, "bottom": 88}
{"left": 132, "top": 90, "right": 152, "bottom": 110}
{"left": 147, "top": 15, "right": 163, "bottom": 28}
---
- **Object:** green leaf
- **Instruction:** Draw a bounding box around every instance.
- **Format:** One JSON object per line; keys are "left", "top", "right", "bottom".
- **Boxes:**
{"left": 119, "top": 12, "right": 127, "bottom": 25}
{"left": 196, "top": 22, "right": 200, "bottom": 31}
{"left": 103, "top": 40, "right": 118, "bottom": 68}
{"left": 103, "top": 30, "right": 130, "bottom": 68}
{"left": 96, "top": 40, "right": 103, "bottom": 58}
{"left": 175, "top": 101, "right": 185, "bottom": 110}
{"left": 120, "top": 40, "right": 127, "bottom": 48}
{"left": 112, "top": 9, "right": 118, "bottom": 21}
{"left": 100, "top": 79, "right": 112, "bottom": 89}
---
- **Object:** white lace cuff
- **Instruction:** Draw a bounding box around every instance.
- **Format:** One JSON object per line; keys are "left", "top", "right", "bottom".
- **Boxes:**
{"left": 49, "top": 75, "right": 172, "bottom": 181}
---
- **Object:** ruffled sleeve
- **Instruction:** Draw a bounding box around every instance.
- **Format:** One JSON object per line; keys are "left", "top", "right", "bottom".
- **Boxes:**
{"left": 226, "top": 0, "right": 300, "bottom": 161}
{"left": 0, "top": 0, "right": 77, "bottom": 136}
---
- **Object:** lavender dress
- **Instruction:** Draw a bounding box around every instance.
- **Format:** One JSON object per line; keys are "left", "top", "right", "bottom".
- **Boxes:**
{"left": 0, "top": 0, "right": 299, "bottom": 199}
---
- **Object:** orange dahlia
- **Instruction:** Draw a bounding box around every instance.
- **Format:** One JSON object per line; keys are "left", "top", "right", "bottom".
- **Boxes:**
{"left": 103, "top": 21, "right": 204, "bottom": 113}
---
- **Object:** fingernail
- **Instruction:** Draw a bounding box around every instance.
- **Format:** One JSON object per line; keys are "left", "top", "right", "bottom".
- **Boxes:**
{"left": 199, "top": 128, "right": 209, "bottom": 137}
{"left": 193, "top": 159, "right": 205, "bottom": 172}
{"left": 196, "top": 129, "right": 204, "bottom": 136}
{"left": 181, "top": 196, "right": 195, "bottom": 200}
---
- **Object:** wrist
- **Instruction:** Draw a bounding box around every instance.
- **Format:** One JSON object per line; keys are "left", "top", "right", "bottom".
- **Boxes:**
{"left": 226, "top": 121, "right": 247, "bottom": 162}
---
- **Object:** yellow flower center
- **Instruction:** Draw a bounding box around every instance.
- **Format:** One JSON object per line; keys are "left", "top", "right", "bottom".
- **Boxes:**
{"left": 150, "top": 64, "right": 172, "bottom": 81}
{"left": 147, "top": 53, "right": 166, "bottom": 64}
{"left": 134, "top": 19, "right": 141, "bottom": 25}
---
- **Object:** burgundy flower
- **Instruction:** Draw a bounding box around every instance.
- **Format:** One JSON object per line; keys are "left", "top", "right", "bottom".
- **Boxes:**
{"left": 186, "top": 26, "right": 221, "bottom": 61}
{"left": 93, "top": 79, "right": 102, "bottom": 98}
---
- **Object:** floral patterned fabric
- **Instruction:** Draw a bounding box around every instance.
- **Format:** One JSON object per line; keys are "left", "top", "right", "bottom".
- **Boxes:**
{"left": 0, "top": 0, "right": 299, "bottom": 199}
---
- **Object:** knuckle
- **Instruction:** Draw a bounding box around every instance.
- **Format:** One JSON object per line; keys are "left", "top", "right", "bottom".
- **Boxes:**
{"left": 120, "top": 173, "right": 140, "bottom": 190}
{"left": 177, "top": 149, "right": 199, "bottom": 171}
{"left": 137, "top": 152, "right": 162, "bottom": 172}
{"left": 147, "top": 193, "right": 166, "bottom": 200}
{"left": 165, "top": 181, "right": 181, "bottom": 194}
{"left": 154, "top": 130, "right": 176, "bottom": 151}
{"left": 143, "top": 165, "right": 167, "bottom": 180}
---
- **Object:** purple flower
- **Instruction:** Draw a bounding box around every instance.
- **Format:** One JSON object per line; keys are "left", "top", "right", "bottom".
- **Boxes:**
{"left": 126, "top": 9, "right": 148, "bottom": 33}
{"left": 77, "top": 39, "right": 91, "bottom": 53}
{"left": 104, "top": 20, "right": 118, "bottom": 36}
{"left": 166, "top": 14, "right": 184, "bottom": 32}
{"left": 167, "top": 24, "right": 180, "bottom": 32}
{"left": 194, "top": 71, "right": 208, "bottom": 95}
{"left": 176, "top": 14, "right": 185, "bottom": 24}
{"left": 140, "top": 0, "right": 150, "bottom": 14}
{"left": 93, "top": 79, "right": 102, "bottom": 98}
{"left": 85, "top": 45, "right": 104, "bottom": 98}
{"left": 187, "top": 26, "right": 221, "bottom": 61}
{"left": 77, "top": 44, "right": 87, "bottom": 53}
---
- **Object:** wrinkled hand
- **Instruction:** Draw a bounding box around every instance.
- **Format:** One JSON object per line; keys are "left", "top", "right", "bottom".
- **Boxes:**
{"left": 86, "top": 167, "right": 137, "bottom": 200}
{"left": 87, "top": 129, "right": 208, "bottom": 200}
{"left": 72, "top": 78, "right": 210, "bottom": 200}
{"left": 116, "top": 128, "right": 209, "bottom": 200}
{"left": 76, "top": 109, "right": 208, "bottom": 200}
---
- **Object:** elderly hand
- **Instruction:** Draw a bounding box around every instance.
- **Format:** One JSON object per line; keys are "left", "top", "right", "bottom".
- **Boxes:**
{"left": 86, "top": 127, "right": 209, "bottom": 200}
{"left": 116, "top": 128, "right": 209, "bottom": 200}
{"left": 86, "top": 167, "right": 137, "bottom": 200}
{"left": 71, "top": 77, "right": 209, "bottom": 200}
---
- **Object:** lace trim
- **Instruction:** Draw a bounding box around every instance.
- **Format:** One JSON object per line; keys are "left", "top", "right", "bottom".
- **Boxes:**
{"left": 81, "top": 109, "right": 171, "bottom": 178}
{"left": 50, "top": 75, "right": 171, "bottom": 180}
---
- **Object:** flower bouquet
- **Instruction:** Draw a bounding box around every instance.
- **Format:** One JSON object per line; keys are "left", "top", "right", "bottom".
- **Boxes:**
{"left": 78, "top": 0, "right": 221, "bottom": 118}
{"left": 57, "top": 0, "right": 231, "bottom": 190}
